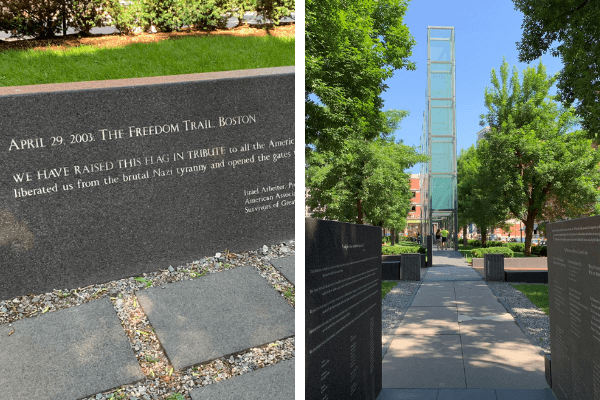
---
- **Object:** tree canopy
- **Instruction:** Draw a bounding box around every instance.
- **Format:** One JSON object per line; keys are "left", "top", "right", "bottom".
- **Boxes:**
{"left": 305, "top": 0, "right": 416, "bottom": 153}
{"left": 306, "top": 111, "right": 428, "bottom": 231}
{"left": 514, "top": 0, "right": 600, "bottom": 139}
{"left": 479, "top": 59, "right": 600, "bottom": 255}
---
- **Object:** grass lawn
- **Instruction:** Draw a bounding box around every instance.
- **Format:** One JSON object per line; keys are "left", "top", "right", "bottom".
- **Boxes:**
{"left": 382, "top": 281, "right": 398, "bottom": 299}
{"left": 512, "top": 284, "right": 549, "bottom": 315}
{"left": 0, "top": 34, "right": 294, "bottom": 86}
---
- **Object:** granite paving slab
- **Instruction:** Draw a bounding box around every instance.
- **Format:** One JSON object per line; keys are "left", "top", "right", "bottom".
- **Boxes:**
{"left": 189, "top": 360, "right": 294, "bottom": 400}
{"left": 394, "top": 306, "right": 459, "bottom": 335}
{"left": 461, "top": 336, "right": 548, "bottom": 389}
{"left": 137, "top": 265, "right": 294, "bottom": 370}
{"left": 0, "top": 298, "right": 144, "bottom": 400}
{"left": 270, "top": 256, "right": 295, "bottom": 285}
{"left": 382, "top": 335, "right": 465, "bottom": 388}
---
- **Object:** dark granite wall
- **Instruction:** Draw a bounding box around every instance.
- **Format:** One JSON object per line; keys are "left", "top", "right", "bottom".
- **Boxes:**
{"left": 305, "top": 218, "right": 382, "bottom": 400}
{"left": 0, "top": 68, "right": 294, "bottom": 299}
{"left": 547, "top": 216, "right": 600, "bottom": 400}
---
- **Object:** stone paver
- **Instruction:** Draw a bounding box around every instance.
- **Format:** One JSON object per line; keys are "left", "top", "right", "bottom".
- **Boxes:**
{"left": 189, "top": 360, "right": 294, "bottom": 400}
{"left": 382, "top": 250, "right": 551, "bottom": 395}
{"left": 0, "top": 298, "right": 144, "bottom": 400}
{"left": 137, "top": 265, "right": 295, "bottom": 369}
{"left": 270, "top": 256, "right": 295, "bottom": 285}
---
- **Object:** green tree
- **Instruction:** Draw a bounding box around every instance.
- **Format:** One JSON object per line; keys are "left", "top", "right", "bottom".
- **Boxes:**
{"left": 479, "top": 59, "right": 600, "bottom": 255}
{"left": 457, "top": 145, "right": 509, "bottom": 248}
{"left": 514, "top": 0, "right": 600, "bottom": 139}
{"left": 306, "top": 111, "right": 427, "bottom": 231}
{"left": 305, "top": 0, "right": 416, "bottom": 153}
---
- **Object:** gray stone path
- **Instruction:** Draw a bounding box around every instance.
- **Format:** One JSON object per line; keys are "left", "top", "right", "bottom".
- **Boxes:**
{"left": 380, "top": 250, "right": 555, "bottom": 400}
{"left": 0, "top": 259, "right": 294, "bottom": 399}
{"left": 271, "top": 256, "right": 295, "bottom": 285}
{"left": 189, "top": 359, "right": 294, "bottom": 399}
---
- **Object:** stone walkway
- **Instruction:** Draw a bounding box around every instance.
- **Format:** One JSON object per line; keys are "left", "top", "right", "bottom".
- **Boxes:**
{"left": 0, "top": 258, "right": 295, "bottom": 400}
{"left": 380, "top": 250, "right": 555, "bottom": 400}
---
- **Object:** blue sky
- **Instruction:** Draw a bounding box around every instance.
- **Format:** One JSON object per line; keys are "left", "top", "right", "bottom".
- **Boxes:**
{"left": 383, "top": 0, "right": 564, "bottom": 173}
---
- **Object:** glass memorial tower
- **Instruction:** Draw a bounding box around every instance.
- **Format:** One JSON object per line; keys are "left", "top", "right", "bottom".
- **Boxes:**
{"left": 420, "top": 26, "right": 458, "bottom": 250}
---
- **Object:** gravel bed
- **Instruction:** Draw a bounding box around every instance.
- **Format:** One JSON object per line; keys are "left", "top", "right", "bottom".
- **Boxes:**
{"left": 381, "top": 280, "right": 420, "bottom": 335}
{"left": 486, "top": 281, "right": 550, "bottom": 353}
{"left": 1, "top": 241, "right": 295, "bottom": 400}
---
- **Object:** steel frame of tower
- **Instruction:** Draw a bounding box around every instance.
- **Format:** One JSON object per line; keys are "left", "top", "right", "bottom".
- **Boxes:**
{"left": 420, "top": 26, "right": 458, "bottom": 250}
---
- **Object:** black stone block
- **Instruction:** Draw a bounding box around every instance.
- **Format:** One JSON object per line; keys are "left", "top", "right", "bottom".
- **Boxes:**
{"left": 544, "top": 354, "right": 551, "bottom": 389}
{"left": 505, "top": 271, "right": 548, "bottom": 283}
{"left": 400, "top": 254, "right": 421, "bottom": 281}
{"left": 382, "top": 261, "right": 400, "bottom": 280}
{"left": 306, "top": 218, "right": 382, "bottom": 400}
{"left": 0, "top": 68, "right": 294, "bottom": 299}
{"left": 483, "top": 254, "right": 504, "bottom": 281}
{"left": 547, "top": 215, "right": 600, "bottom": 400}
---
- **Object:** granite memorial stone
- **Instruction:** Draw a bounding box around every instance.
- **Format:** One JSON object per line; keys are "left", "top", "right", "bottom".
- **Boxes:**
{"left": 400, "top": 253, "right": 420, "bottom": 281}
{"left": 484, "top": 254, "right": 505, "bottom": 281}
{"left": 0, "top": 67, "right": 294, "bottom": 299}
{"left": 547, "top": 216, "right": 600, "bottom": 400}
{"left": 382, "top": 261, "right": 400, "bottom": 280}
{"left": 306, "top": 218, "right": 382, "bottom": 400}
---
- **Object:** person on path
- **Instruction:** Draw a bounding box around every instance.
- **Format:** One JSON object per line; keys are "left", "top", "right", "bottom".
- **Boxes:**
{"left": 440, "top": 228, "right": 449, "bottom": 250}
{"left": 435, "top": 229, "right": 442, "bottom": 250}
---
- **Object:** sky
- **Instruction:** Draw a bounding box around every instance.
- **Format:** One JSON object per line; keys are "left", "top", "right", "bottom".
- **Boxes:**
{"left": 383, "top": 0, "right": 565, "bottom": 173}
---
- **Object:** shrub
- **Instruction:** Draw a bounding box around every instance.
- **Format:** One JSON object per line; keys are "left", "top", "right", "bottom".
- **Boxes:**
{"left": 69, "top": 0, "right": 110, "bottom": 35}
{"left": 382, "top": 236, "right": 390, "bottom": 244}
{"left": 506, "top": 242, "right": 525, "bottom": 252}
{"left": 180, "top": 0, "right": 228, "bottom": 30}
{"left": 255, "top": 0, "right": 294, "bottom": 27}
{"left": 467, "top": 239, "right": 481, "bottom": 247}
{"left": 107, "top": 0, "right": 150, "bottom": 34}
{"left": 382, "top": 245, "right": 425, "bottom": 255}
{"left": 0, "top": 0, "right": 63, "bottom": 38}
{"left": 531, "top": 245, "right": 547, "bottom": 257}
{"left": 472, "top": 246, "right": 514, "bottom": 258}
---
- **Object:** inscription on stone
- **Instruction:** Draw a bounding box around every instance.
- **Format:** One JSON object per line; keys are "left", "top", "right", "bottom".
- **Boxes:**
{"left": 305, "top": 218, "right": 382, "bottom": 400}
{"left": 0, "top": 68, "right": 294, "bottom": 299}
{"left": 547, "top": 216, "right": 600, "bottom": 400}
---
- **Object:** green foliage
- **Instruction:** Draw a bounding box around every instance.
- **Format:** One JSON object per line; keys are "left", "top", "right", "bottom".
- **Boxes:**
{"left": 305, "top": 0, "right": 416, "bottom": 152}
{"left": 506, "top": 242, "right": 525, "bottom": 252}
{"left": 165, "top": 394, "right": 186, "bottom": 400}
{"left": 467, "top": 239, "right": 481, "bottom": 247}
{"left": 255, "top": 0, "right": 294, "bottom": 28}
{"left": 306, "top": 110, "right": 427, "bottom": 230}
{"left": 530, "top": 245, "right": 547, "bottom": 257}
{"left": 472, "top": 247, "right": 514, "bottom": 258}
{"left": 486, "top": 240, "right": 506, "bottom": 248}
{"left": 382, "top": 245, "right": 424, "bottom": 255}
{"left": 512, "top": 284, "right": 549, "bottom": 315}
{"left": 179, "top": 0, "right": 228, "bottom": 31}
{"left": 0, "top": 0, "right": 64, "bottom": 38}
{"left": 479, "top": 59, "right": 600, "bottom": 255}
{"left": 514, "top": 0, "right": 600, "bottom": 139}
{"left": 381, "top": 281, "right": 397, "bottom": 299}
{"left": 69, "top": 0, "right": 110, "bottom": 36}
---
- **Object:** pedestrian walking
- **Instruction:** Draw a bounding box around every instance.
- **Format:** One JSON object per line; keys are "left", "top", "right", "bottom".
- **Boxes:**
{"left": 435, "top": 229, "right": 442, "bottom": 250}
{"left": 440, "top": 228, "right": 449, "bottom": 250}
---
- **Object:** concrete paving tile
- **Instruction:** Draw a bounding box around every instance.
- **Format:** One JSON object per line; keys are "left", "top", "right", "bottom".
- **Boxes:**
{"left": 459, "top": 319, "right": 525, "bottom": 337}
{"left": 419, "top": 282, "right": 455, "bottom": 291}
{"left": 377, "top": 389, "right": 438, "bottom": 399}
{"left": 495, "top": 389, "right": 556, "bottom": 400}
{"left": 189, "top": 360, "right": 294, "bottom": 400}
{"left": 454, "top": 281, "right": 489, "bottom": 290}
{"left": 382, "top": 335, "right": 465, "bottom": 388}
{"left": 462, "top": 337, "right": 549, "bottom": 389}
{"left": 0, "top": 298, "right": 144, "bottom": 400}
{"left": 437, "top": 388, "right": 497, "bottom": 400}
{"left": 137, "top": 265, "right": 294, "bottom": 369}
{"left": 456, "top": 300, "right": 508, "bottom": 316}
{"left": 270, "top": 256, "right": 295, "bottom": 285}
{"left": 394, "top": 306, "right": 459, "bottom": 335}
{"left": 411, "top": 291, "right": 456, "bottom": 307}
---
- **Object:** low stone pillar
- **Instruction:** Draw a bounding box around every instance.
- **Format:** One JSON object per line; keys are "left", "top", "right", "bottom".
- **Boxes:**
{"left": 382, "top": 261, "right": 400, "bottom": 280}
{"left": 421, "top": 253, "right": 426, "bottom": 269}
{"left": 400, "top": 254, "right": 421, "bottom": 281}
{"left": 483, "top": 253, "right": 505, "bottom": 281}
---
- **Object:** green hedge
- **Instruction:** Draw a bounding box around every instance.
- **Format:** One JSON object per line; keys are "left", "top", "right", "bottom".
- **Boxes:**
{"left": 0, "top": 0, "right": 294, "bottom": 38}
{"left": 506, "top": 242, "right": 525, "bottom": 252}
{"left": 472, "top": 247, "right": 514, "bottom": 258}
{"left": 531, "top": 245, "right": 547, "bottom": 257}
{"left": 382, "top": 245, "right": 426, "bottom": 255}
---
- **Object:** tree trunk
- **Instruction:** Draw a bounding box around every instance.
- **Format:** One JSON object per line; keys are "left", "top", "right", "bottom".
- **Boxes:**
{"left": 481, "top": 230, "right": 487, "bottom": 248}
{"left": 391, "top": 228, "right": 396, "bottom": 246}
{"left": 523, "top": 217, "right": 536, "bottom": 256}
{"left": 463, "top": 226, "right": 468, "bottom": 246}
{"left": 356, "top": 197, "right": 363, "bottom": 224}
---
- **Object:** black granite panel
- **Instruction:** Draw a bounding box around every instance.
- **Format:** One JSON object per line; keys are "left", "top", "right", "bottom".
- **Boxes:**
{"left": 306, "top": 218, "right": 382, "bottom": 400}
{"left": 0, "top": 70, "right": 294, "bottom": 299}
{"left": 427, "top": 235, "right": 433, "bottom": 267}
{"left": 483, "top": 254, "right": 505, "bottom": 281}
{"left": 382, "top": 255, "right": 402, "bottom": 263}
{"left": 547, "top": 216, "right": 600, "bottom": 400}
{"left": 505, "top": 271, "right": 548, "bottom": 284}
{"left": 400, "top": 254, "right": 420, "bottom": 281}
{"left": 382, "top": 261, "right": 400, "bottom": 280}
